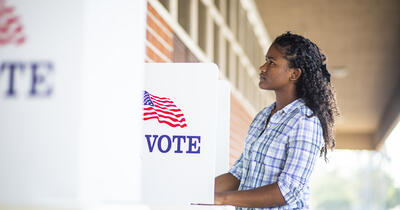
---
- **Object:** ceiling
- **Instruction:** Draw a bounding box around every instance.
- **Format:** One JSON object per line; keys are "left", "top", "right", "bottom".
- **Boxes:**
{"left": 255, "top": 0, "right": 400, "bottom": 150}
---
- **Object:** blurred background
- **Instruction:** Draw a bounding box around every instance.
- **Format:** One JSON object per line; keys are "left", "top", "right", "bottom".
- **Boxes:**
{"left": 145, "top": 0, "right": 400, "bottom": 209}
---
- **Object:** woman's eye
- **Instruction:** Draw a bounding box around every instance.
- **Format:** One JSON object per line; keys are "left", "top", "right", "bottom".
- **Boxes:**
{"left": 265, "top": 58, "right": 275, "bottom": 65}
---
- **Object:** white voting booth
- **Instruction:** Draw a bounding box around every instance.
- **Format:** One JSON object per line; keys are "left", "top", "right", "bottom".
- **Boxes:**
{"left": 0, "top": 0, "right": 230, "bottom": 208}
{"left": 0, "top": 0, "right": 146, "bottom": 208}
{"left": 142, "top": 63, "right": 230, "bottom": 205}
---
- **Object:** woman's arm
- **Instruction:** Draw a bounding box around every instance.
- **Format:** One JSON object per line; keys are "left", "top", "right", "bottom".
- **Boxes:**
{"left": 214, "top": 173, "right": 240, "bottom": 193}
{"left": 214, "top": 182, "right": 286, "bottom": 208}
{"left": 215, "top": 116, "right": 323, "bottom": 208}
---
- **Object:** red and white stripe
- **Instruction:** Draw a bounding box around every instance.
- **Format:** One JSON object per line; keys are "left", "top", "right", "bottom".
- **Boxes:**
{"left": 143, "top": 93, "right": 187, "bottom": 128}
{"left": 0, "top": 0, "right": 26, "bottom": 46}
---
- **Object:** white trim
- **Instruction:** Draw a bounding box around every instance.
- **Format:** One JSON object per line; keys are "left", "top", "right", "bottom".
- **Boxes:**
{"left": 190, "top": 0, "right": 198, "bottom": 44}
{"left": 201, "top": 0, "right": 212, "bottom": 7}
{"left": 147, "top": 10, "right": 173, "bottom": 38}
{"left": 146, "top": 25, "right": 173, "bottom": 51}
{"left": 219, "top": 26, "right": 226, "bottom": 75}
{"left": 146, "top": 40, "right": 172, "bottom": 62}
{"left": 169, "top": 0, "right": 178, "bottom": 21}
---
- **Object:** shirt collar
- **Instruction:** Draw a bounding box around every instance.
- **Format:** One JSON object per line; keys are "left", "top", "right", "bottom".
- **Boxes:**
{"left": 267, "top": 98, "right": 304, "bottom": 115}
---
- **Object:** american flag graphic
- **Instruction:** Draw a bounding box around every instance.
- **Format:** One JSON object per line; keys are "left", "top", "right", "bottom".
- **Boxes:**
{"left": 0, "top": 0, "right": 26, "bottom": 46}
{"left": 143, "top": 90, "right": 187, "bottom": 128}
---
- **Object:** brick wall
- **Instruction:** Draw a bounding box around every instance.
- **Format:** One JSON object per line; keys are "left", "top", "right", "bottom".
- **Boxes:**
{"left": 146, "top": 4, "right": 173, "bottom": 62}
{"left": 145, "top": 2, "right": 253, "bottom": 167}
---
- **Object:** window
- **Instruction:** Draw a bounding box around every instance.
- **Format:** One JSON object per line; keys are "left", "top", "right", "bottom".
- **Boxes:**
{"left": 213, "top": 21, "right": 220, "bottom": 67}
{"left": 214, "top": 0, "right": 221, "bottom": 11}
{"left": 198, "top": 0, "right": 207, "bottom": 52}
{"left": 226, "top": 0, "right": 230, "bottom": 26}
{"left": 238, "top": 62, "right": 244, "bottom": 93}
{"left": 238, "top": 6, "right": 246, "bottom": 48}
{"left": 235, "top": 55, "right": 240, "bottom": 88}
{"left": 159, "top": 0, "right": 170, "bottom": 11}
{"left": 178, "top": 0, "right": 191, "bottom": 33}
{"left": 234, "top": 0, "right": 239, "bottom": 38}
{"left": 244, "top": 22, "right": 251, "bottom": 59}
{"left": 228, "top": 0, "right": 238, "bottom": 37}
{"left": 225, "top": 41, "right": 230, "bottom": 79}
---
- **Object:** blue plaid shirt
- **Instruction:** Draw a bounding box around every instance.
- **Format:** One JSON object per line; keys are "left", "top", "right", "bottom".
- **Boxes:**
{"left": 229, "top": 98, "right": 324, "bottom": 210}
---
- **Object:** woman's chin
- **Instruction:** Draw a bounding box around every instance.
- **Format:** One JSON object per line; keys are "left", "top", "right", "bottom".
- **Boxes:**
{"left": 259, "top": 82, "right": 269, "bottom": 90}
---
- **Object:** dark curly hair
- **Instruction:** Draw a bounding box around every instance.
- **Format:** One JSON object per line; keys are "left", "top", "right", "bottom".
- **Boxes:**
{"left": 272, "top": 32, "right": 340, "bottom": 160}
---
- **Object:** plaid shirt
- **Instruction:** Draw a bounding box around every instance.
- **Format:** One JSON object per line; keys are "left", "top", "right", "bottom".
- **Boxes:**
{"left": 229, "top": 98, "right": 324, "bottom": 210}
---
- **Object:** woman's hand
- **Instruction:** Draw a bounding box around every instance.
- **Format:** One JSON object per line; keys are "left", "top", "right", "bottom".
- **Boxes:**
{"left": 214, "top": 173, "right": 239, "bottom": 205}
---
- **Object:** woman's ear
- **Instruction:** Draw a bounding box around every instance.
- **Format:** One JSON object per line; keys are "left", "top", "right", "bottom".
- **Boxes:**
{"left": 289, "top": 68, "right": 302, "bottom": 81}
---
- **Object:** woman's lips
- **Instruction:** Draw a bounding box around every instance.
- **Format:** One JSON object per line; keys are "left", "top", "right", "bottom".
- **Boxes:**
{"left": 260, "top": 74, "right": 266, "bottom": 81}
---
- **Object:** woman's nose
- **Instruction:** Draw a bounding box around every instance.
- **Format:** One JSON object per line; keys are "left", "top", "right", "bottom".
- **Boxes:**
{"left": 259, "top": 63, "right": 266, "bottom": 73}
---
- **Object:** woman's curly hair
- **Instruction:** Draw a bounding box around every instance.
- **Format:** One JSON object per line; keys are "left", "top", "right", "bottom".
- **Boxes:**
{"left": 272, "top": 32, "right": 340, "bottom": 160}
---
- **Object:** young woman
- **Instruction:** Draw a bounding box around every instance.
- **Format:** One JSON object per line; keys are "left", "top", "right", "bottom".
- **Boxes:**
{"left": 214, "top": 32, "right": 339, "bottom": 209}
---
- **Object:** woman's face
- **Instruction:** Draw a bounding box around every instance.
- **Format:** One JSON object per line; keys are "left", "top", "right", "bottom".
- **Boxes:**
{"left": 259, "top": 44, "right": 293, "bottom": 90}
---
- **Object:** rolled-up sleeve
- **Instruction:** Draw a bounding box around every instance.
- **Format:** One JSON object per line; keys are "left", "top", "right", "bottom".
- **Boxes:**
{"left": 277, "top": 115, "right": 324, "bottom": 206}
{"left": 229, "top": 153, "right": 244, "bottom": 181}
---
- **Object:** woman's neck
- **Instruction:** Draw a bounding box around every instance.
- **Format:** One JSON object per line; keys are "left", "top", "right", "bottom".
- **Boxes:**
{"left": 274, "top": 86, "right": 299, "bottom": 111}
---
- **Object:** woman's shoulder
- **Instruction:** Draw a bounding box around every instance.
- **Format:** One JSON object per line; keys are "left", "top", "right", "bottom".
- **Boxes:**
{"left": 298, "top": 101, "right": 315, "bottom": 117}
{"left": 286, "top": 99, "right": 321, "bottom": 127}
{"left": 288, "top": 100, "right": 324, "bottom": 145}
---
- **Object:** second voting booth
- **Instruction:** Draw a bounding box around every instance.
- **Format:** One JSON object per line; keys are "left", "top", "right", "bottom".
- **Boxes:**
{"left": 0, "top": 0, "right": 230, "bottom": 207}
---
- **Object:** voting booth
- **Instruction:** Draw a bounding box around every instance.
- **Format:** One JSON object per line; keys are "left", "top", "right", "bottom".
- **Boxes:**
{"left": 0, "top": 0, "right": 230, "bottom": 208}
{"left": 0, "top": 0, "right": 146, "bottom": 208}
{"left": 142, "top": 63, "right": 230, "bottom": 205}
